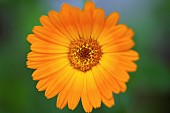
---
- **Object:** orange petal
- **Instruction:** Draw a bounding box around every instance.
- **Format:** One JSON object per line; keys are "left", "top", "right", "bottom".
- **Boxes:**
{"left": 105, "top": 12, "right": 120, "bottom": 28}
{"left": 45, "top": 66, "right": 75, "bottom": 99}
{"left": 61, "top": 3, "right": 72, "bottom": 12}
{"left": 31, "top": 43, "right": 68, "bottom": 54}
{"left": 117, "top": 50, "right": 139, "bottom": 61}
{"left": 91, "top": 8, "right": 105, "bottom": 40}
{"left": 98, "top": 24, "right": 127, "bottom": 45}
{"left": 86, "top": 71, "right": 101, "bottom": 108}
{"left": 84, "top": 1, "right": 95, "bottom": 17}
{"left": 96, "top": 64, "right": 121, "bottom": 94}
{"left": 102, "top": 39, "right": 135, "bottom": 53}
{"left": 32, "top": 58, "right": 68, "bottom": 80}
{"left": 79, "top": 11, "right": 92, "bottom": 39}
{"left": 101, "top": 52, "right": 138, "bottom": 72}
{"left": 33, "top": 26, "right": 70, "bottom": 46}
{"left": 27, "top": 34, "right": 44, "bottom": 44}
{"left": 36, "top": 76, "right": 53, "bottom": 91}
{"left": 40, "top": 16, "right": 56, "bottom": 30}
{"left": 117, "top": 80, "right": 127, "bottom": 92}
{"left": 48, "top": 10, "right": 72, "bottom": 40}
{"left": 123, "top": 28, "right": 134, "bottom": 39}
{"left": 68, "top": 71, "right": 84, "bottom": 110}
{"left": 100, "top": 56, "right": 130, "bottom": 82}
{"left": 60, "top": 5, "right": 81, "bottom": 40}
{"left": 26, "top": 61, "right": 44, "bottom": 69}
{"left": 27, "top": 52, "right": 67, "bottom": 62}
{"left": 92, "top": 66, "right": 113, "bottom": 99}
{"left": 102, "top": 96, "right": 115, "bottom": 108}
{"left": 81, "top": 73, "right": 93, "bottom": 113}
{"left": 59, "top": 9, "right": 79, "bottom": 40}
{"left": 56, "top": 73, "right": 76, "bottom": 109}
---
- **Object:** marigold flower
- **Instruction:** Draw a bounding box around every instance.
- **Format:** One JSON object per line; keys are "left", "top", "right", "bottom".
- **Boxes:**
{"left": 27, "top": 1, "right": 139, "bottom": 112}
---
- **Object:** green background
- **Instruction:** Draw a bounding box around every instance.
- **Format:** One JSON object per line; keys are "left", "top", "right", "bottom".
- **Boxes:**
{"left": 0, "top": 0, "right": 170, "bottom": 113}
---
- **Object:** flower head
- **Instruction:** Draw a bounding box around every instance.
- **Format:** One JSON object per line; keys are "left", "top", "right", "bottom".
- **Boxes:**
{"left": 27, "top": 1, "right": 139, "bottom": 112}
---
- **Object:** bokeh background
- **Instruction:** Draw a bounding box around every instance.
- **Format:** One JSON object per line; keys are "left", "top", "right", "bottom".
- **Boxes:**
{"left": 0, "top": 0, "right": 170, "bottom": 113}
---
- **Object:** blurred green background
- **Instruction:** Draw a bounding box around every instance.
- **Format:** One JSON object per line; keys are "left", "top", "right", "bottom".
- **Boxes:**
{"left": 0, "top": 0, "right": 170, "bottom": 113}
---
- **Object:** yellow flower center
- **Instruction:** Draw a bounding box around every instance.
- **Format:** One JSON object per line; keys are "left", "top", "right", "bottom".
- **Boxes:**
{"left": 68, "top": 39, "right": 102, "bottom": 72}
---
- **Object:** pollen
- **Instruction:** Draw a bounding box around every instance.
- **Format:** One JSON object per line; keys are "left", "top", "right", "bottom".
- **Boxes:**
{"left": 68, "top": 38, "right": 103, "bottom": 72}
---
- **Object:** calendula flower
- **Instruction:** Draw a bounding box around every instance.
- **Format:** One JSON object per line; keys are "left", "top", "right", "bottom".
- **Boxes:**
{"left": 27, "top": 1, "right": 139, "bottom": 113}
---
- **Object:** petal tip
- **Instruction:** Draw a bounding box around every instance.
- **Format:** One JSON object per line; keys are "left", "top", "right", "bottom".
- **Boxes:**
{"left": 84, "top": 1, "right": 96, "bottom": 11}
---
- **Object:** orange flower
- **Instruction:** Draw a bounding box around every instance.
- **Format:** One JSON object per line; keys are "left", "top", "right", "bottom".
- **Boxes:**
{"left": 27, "top": 1, "right": 139, "bottom": 112}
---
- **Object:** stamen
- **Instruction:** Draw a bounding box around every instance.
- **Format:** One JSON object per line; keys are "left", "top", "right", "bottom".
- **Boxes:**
{"left": 68, "top": 39, "right": 102, "bottom": 72}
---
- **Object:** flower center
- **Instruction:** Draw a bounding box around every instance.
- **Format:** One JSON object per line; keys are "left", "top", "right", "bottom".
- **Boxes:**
{"left": 68, "top": 39, "right": 102, "bottom": 72}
